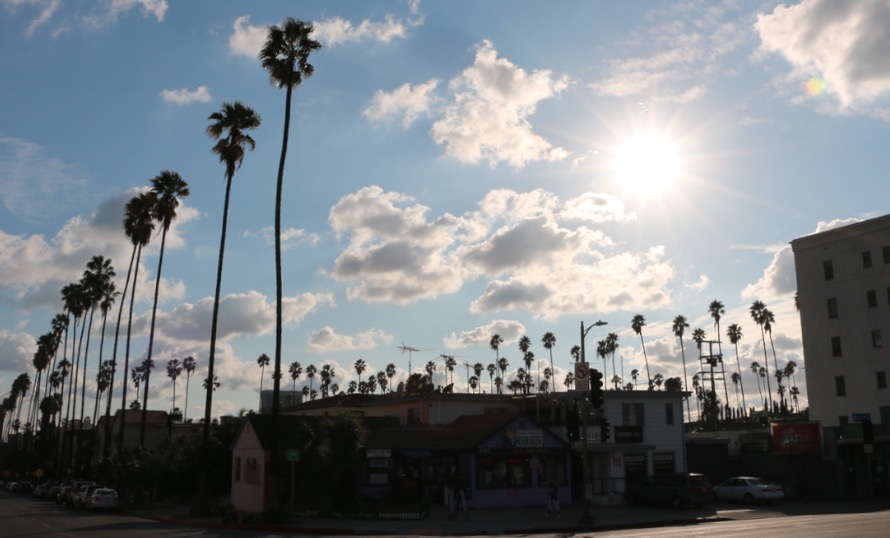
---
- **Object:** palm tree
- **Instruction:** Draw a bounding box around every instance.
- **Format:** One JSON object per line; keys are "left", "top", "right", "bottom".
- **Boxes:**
{"left": 708, "top": 300, "right": 731, "bottom": 410}
{"left": 762, "top": 307, "right": 781, "bottom": 407}
{"left": 353, "top": 358, "right": 367, "bottom": 386}
{"left": 473, "top": 362, "right": 484, "bottom": 391}
{"left": 564, "top": 372, "right": 574, "bottom": 390}
{"left": 749, "top": 301, "right": 773, "bottom": 412}
{"left": 444, "top": 355, "right": 457, "bottom": 386}
{"left": 750, "top": 361, "right": 764, "bottom": 410}
{"left": 487, "top": 363, "right": 496, "bottom": 393}
{"left": 203, "top": 375, "right": 220, "bottom": 393}
{"left": 631, "top": 368, "right": 640, "bottom": 389}
{"left": 385, "top": 363, "right": 396, "bottom": 392}
{"left": 166, "top": 359, "right": 183, "bottom": 416}
{"left": 521, "top": 353, "right": 534, "bottom": 394}
{"left": 497, "top": 357, "right": 508, "bottom": 394}
{"left": 118, "top": 191, "right": 155, "bottom": 449}
{"left": 541, "top": 332, "right": 556, "bottom": 391}
{"left": 142, "top": 170, "right": 189, "bottom": 445}
{"left": 182, "top": 356, "right": 196, "bottom": 421}
{"left": 469, "top": 376, "right": 479, "bottom": 393}
{"left": 204, "top": 100, "right": 261, "bottom": 457}
{"left": 606, "top": 332, "right": 619, "bottom": 389}
{"left": 726, "top": 323, "right": 747, "bottom": 412}
{"left": 518, "top": 335, "right": 532, "bottom": 356}
{"left": 570, "top": 345, "right": 581, "bottom": 363}
{"left": 289, "top": 361, "right": 302, "bottom": 395}
{"left": 596, "top": 339, "right": 608, "bottom": 385}
{"left": 260, "top": 25, "right": 321, "bottom": 494}
{"left": 631, "top": 314, "right": 652, "bottom": 389}
{"left": 305, "top": 364, "right": 317, "bottom": 393}
{"left": 376, "top": 371, "right": 387, "bottom": 394}
{"left": 424, "top": 360, "right": 437, "bottom": 386}
{"left": 653, "top": 373, "right": 664, "bottom": 390}
{"left": 490, "top": 333, "right": 503, "bottom": 364}
{"left": 783, "top": 360, "right": 799, "bottom": 412}
{"left": 672, "top": 314, "right": 691, "bottom": 422}
{"left": 256, "top": 353, "right": 271, "bottom": 402}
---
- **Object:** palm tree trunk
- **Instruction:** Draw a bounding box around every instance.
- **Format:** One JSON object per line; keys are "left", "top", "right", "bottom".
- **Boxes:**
{"left": 79, "top": 307, "right": 95, "bottom": 429}
{"left": 679, "top": 337, "right": 691, "bottom": 422}
{"left": 141, "top": 227, "right": 169, "bottom": 447}
{"left": 119, "top": 244, "right": 143, "bottom": 448}
{"left": 104, "top": 244, "right": 135, "bottom": 464}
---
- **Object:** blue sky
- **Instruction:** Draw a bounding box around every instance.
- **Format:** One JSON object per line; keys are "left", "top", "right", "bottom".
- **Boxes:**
{"left": 2, "top": 0, "right": 889, "bottom": 421}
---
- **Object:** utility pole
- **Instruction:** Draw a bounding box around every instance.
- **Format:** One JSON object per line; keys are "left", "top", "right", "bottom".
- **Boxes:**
{"left": 579, "top": 319, "right": 606, "bottom": 527}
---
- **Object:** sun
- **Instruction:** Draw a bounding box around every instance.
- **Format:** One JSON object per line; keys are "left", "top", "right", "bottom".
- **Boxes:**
{"left": 612, "top": 132, "right": 680, "bottom": 194}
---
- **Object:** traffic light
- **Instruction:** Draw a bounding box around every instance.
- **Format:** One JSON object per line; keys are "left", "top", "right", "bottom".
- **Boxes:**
{"left": 566, "top": 404, "right": 580, "bottom": 442}
{"left": 601, "top": 419, "right": 611, "bottom": 442}
{"left": 590, "top": 369, "right": 604, "bottom": 409}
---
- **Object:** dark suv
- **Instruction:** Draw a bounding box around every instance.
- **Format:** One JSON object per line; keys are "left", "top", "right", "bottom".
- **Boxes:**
{"left": 626, "top": 472, "right": 713, "bottom": 509}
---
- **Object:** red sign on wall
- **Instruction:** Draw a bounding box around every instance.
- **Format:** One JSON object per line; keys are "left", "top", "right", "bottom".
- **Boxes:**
{"left": 771, "top": 422, "right": 822, "bottom": 453}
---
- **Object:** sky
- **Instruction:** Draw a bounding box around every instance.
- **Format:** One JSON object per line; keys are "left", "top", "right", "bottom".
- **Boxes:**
{"left": 2, "top": 0, "right": 890, "bottom": 424}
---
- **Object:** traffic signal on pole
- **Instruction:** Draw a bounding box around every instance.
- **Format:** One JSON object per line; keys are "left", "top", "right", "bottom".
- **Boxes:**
{"left": 566, "top": 404, "right": 580, "bottom": 442}
{"left": 590, "top": 369, "right": 604, "bottom": 409}
{"left": 601, "top": 419, "right": 611, "bottom": 442}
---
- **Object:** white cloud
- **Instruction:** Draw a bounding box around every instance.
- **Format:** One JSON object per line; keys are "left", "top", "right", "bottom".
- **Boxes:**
{"left": 305, "top": 326, "right": 393, "bottom": 353}
{"left": 245, "top": 226, "right": 321, "bottom": 251}
{"left": 685, "top": 274, "right": 710, "bottom": 291}
{"left": 313, "top": 14, "right": 409, "bottom": 46}
{"left": 3, "top": 0, "right": 165, "bottom": 36}
{"left": 442, "top": 319, "right": 526, "bottom": 349}
{"left": 740, "top": 245, "right": 797, "bottom": 301}
{"left": 159, "top": 85, "right": 212, "bottom": 105}
{"left": 364, "top": 80, "right": 440, "bottom": 128}
{"left": 756, "top": 0, "right": 890, "bottom": 114}
{"left": 430, "top": 40, "right": 570, "bottom": 168}
{"left": 228, "top": 15, "right": 266, "bottom": 58}
{"left": 0, "top": 328, "right": 35, "bottom": 373}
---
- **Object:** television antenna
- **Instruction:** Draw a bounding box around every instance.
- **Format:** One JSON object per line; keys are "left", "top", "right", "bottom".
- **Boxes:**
{"left": 398, "top": 342, "right": 421, "bottom": 373}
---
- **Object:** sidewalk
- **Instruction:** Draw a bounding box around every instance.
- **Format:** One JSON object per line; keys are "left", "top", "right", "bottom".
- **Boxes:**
{"left": 140, "top": 501, "right": 730, "bottom": 535}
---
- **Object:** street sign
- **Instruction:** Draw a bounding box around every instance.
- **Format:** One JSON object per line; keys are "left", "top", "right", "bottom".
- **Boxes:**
{"left": 285, "top": 448, "right": 300, "bottom": 462}
{"left": 575, "top": 362, "right": 590, "bottom": 391}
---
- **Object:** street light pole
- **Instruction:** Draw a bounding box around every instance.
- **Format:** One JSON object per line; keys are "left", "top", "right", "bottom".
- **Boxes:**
{"left": 579, "top": 319, "right": 606, "bottom": 527}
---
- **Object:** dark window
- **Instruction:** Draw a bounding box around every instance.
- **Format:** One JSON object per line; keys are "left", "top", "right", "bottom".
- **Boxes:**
{"left": 665, "top": 403, "right": 674, "bottom": 425}
{"left": 622, "top": 402, "right": 645, "bottom": 426}
{"left": 839, "top": 415, "right": 849, "bottom": 426}
{"left": 873, "top": 330, "right": 883, "bottom": 348}
{"left": 878, "top": 371, "right": 887, "bottom": 390}
{"left": 868, "top": 290, "right": 878, "bottom": 308}
{"left": 827, "top": 297, "right": 838, "bottom": 318}
{"left": 823, "top": 260, "right": 834, "bottom": 280}
{"left": 884, "top": 246, "right": 890, "bottom": 264}
{"left": 835, "top": 376, "right": 846, "bottom": 397}
{"left": 863, "top": 250, "right": 873, "bottom": 268}
{"left": 831, "top": 336, "right": 843, "bottom": 357}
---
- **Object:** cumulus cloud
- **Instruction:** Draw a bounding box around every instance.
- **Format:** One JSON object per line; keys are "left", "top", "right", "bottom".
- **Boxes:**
{"left": 442, "top": 319, "right": 526, "bottom": 349}
{"left": 430, "top": 40, "right": 570, "bottom": 168}
{"left": 364, "top": 80, "right": 441, "bottom": 128}
{"left": 159, "top": 85, "right": 212, "bottom": 105}
{"left": 305, "top": 326, "right": 392, "bottom": 353}
{"left": 590, "top": 1, "right": 749, "bottom": 102}
{"left": 0, "top": 329, "right": 35, "bottom": 373}
{"left": 756, "top": 0, "right": 890, "bottom": 115}
{"left": 327, "top": 186, "right": 677, "bottom": 318}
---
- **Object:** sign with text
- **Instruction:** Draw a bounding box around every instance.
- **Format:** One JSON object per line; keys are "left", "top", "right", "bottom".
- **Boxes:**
{"left": 772, "top": 422, "right": 822, "bottom": 453}
{"left": 575, "top": 362, "right": 590, "bottom": 391}
{"left": 511, "top": 429, "right": 544, "bottom": 448}
{"left": 614, "top": 426, "right": 643, "bottom": 444}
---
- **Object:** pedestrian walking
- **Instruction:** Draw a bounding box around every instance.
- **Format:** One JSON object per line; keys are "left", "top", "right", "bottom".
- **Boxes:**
{"left": 546, "top": 482, "right": 560, "bottom": 518}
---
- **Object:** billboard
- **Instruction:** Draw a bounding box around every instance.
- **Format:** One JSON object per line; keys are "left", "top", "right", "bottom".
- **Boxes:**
{"left": 771, "top": 422, "right": 822, "bottom": 453}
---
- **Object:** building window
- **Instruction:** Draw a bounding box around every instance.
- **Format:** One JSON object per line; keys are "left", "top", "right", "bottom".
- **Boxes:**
{"left": 665, "top": 403, "right": 674, "bottom": 425}
{"left": 234, "top": 457, "right": 241, "bottom": 482}
{"left": 407, "top": 407, "right": 422, "bottom": 426}
{"left": 873, "top": 330, "right": 883, "bottom": 348}
{"left": 868, "top": 290, "right": 878, "bottom": 308}
{"left": 831, "top": 336, "right": 843, "bottom": 357}
{"left": 884, "top": 246, "right": 890, "bottom": 264}
{"left": 835, "top": 376, "right": 846, "bottom": 397}
{"left": 878, "top": 371, "right": 887, "bottom": 390}
{"left": 863, "top": 250, "right": 873, "bottom": 268}
{"left": 622, "top": 402, "right": 645, "bottom": 426}
{"left": 823, "top": 260, "right": 834, "bottom": 280}
{"left": 839, "top": 415, "right": 849, "bottom": 426}
{"left": 827, "top": 297, "right": 838, "bottom": 318}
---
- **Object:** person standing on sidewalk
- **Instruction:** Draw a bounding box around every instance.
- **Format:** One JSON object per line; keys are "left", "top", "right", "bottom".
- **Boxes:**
{"left": 546, "top": 483, "right": 560, "bottom": 518}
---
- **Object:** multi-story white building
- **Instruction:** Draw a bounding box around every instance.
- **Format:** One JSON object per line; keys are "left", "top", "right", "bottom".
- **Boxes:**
{"left": 791, "top": 214, "right": 890, "bottom": 427}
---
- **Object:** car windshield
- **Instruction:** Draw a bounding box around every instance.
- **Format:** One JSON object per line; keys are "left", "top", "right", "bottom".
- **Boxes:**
{"left": 689, "top": 475, "right": 710, "bottom": 486}
{"left": 748, "top": 478, "right": 766, "bottom": 485}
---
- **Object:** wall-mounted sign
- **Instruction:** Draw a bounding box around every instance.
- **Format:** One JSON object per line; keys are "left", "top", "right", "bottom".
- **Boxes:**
{"left": 614, "top": 426, "right": 643, "bottom": 443}
{"left": 772, "top": 422, "right": 822, "bottom": 453}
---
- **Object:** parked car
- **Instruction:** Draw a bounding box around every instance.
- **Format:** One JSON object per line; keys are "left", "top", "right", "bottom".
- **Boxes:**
{"left": 61, "top": 481, "right": 94, "bottom": 506}
{"left": 15, "top": 481, "right": 33, "bottom": 494}
{"left": 712, "top": 476, "right": 784, "bottom": 504}
{"left": 626, "top": 472, "right": 714, "bottom": 509}
{"left": 73, "top": 484, "right": 105, "bottom": 509}
{"left": 87, "top": 488, "right": 119, "bottom": 511}
{"left": 46, "top": 484, "right": 64, "bottom": 502}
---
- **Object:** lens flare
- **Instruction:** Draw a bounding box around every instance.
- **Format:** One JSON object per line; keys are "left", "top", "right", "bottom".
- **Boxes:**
{"left": 805, "top": 77, "right": 826, "bottom": 96}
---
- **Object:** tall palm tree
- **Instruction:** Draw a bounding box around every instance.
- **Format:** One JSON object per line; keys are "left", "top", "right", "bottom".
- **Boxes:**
{"left": 425, "top": 361, "right": 437, "bottom": 386}
{"left": 182, "top": 355, "right": 196, "bottom": 421}
{"left": 672, "top": 315, "right": 691, "bottom": 422}
{"left": 606, "top": 332, "right": 619, "bottom": 389}
{"left": 631, "top": 314, "right": 652, "bottom": 389}
{"left": 118, "top": 191, "right": 155, "bottom": 449}
{"left": 490, "top": 333, "right": 503, "bottom": 365}
{"left": 708, "top": 300, "right": 731, "bottom": 410}
{"left": 91, "top": 360, "right": 113, "bottom": 429}
{"left": 487, "top": 363, "right": 496, "bottom": 393}
{"left": 445, "top": 355, "right": 457, "bottom": 386}
{"left": 289, "top": 361, "right": 302, "bottom": 395}
{"left": 256, "top": 353, "right": 271, "bottom": 405}
{"left": 497, "top": 357, "right": 508, "bottom": 394}
{"left": 631, "top": 368, "right": 640, "bottom": 389}
{"left": 783, "top": 360, "right": 799, "bottom": 412}
{"left": 570, "top": 345, "right": 581, "bottom": 363}
{"left": 142, "top": 170, "right": 189, "bottom": 445}
{"left": 204, "top": 101, "right": 261, "bottom": 458}
{"left": 750, "top": 361, "right": 764, "bottom": 410}
{"left": 166, "top": 359, "right": 183, "bottom": 415}
{"left": 726, "top": 323, "right": 747, "bottom": 412}
{"left": 762, "top": 307, "right": 781, "bottom": 407}
{"left": 354, "top": 358, "right": 367, "bottom": 385}
{"left": 385, "top": 363, "right": 396, "bottom": 392}
{"left": 77, "top": 255, "right": 112, "bottom": 429}
{"left": 596, "top": 339, "right": 608, "bottom": 385}
{"left": 259, "top": 24, "right": 321, "bottom": 493}
{"left": 305, "top": 364, "right": 317, "bottom": 393}
{"left": 521, "top": 353, "right": 534, "bottom": 394}
{"left": 749, "top": 300, "right": 773, "bottom": 412}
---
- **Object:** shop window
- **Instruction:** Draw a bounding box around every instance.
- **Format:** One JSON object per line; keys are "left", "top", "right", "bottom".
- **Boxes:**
{"left": 827, "top": 298, "right": 838, "bottom": 318}
{"left": 863, "top": 250, "right": 873, "bottom": 268}
{"left": 653, "top": 452, "right": 675, "bottom": 474}
{"left": 867, "top": 290, "right": 878, "bottom": 308}
{"left": 873, "top": 330, "right": 883, "bottom": 348}
{"left": 823, "top": 259, "right": 834, "bottom": 280}
{"left": 475, "top": 456, "right": 532, "bottom": 489}
{"left": 665, "top": 403, "right": 674, "bottom": 425}
{"left": 877, "top": 371, "right": 887, "bottom": 390}
{"left": 835, "top": 376, "right": 846, "bottom": 397}
{"left": 622, "top": 402, "right": 645, "bottom": 426}
{"left": 535, "top": 456, "right": 567, "bottom": 487}
{"left": 831, "top": 336, "right": 842, "bottom": 357}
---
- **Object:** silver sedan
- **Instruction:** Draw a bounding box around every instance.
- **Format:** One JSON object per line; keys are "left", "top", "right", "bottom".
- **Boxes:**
{"left": 713, "top": 476, "right": 784, "bottom": 504}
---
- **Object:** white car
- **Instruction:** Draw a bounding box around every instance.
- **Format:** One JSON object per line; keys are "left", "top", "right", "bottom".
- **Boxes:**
{"left": 713, "top": 476, "right": 784, "bottom": 504}
{"left": 87, "top": 488, "right": 119, "bottom": 511}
